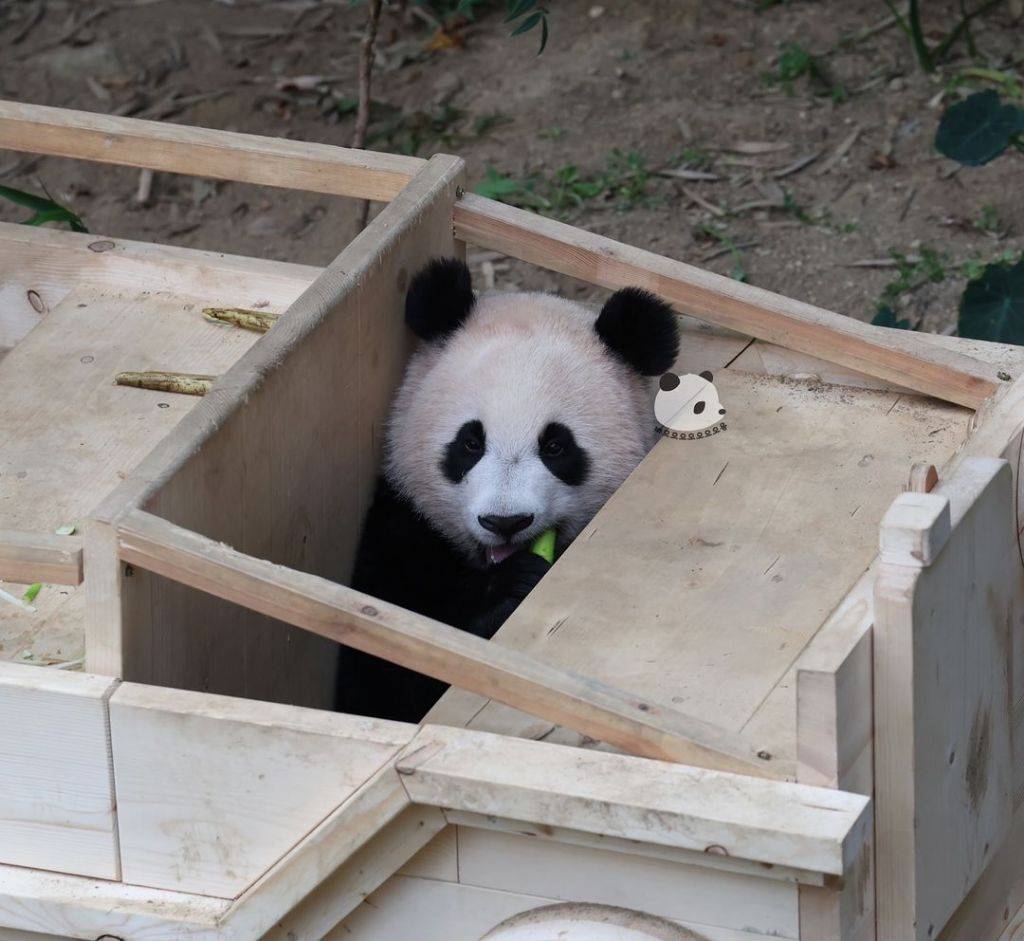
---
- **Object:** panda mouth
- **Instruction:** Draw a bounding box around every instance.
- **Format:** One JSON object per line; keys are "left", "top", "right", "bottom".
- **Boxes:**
{"left": 485, "top": 542, "right": 520, "bottom": 566}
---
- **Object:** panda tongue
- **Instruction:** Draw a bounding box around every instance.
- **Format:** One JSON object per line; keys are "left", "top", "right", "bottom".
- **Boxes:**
{"left": 487, "top": 543, "right": 519, "bottom": 565}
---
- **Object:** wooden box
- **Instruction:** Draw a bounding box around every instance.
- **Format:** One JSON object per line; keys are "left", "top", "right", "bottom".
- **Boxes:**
{"left": 1, "top": 100, "right": 1022, "bottom": 941}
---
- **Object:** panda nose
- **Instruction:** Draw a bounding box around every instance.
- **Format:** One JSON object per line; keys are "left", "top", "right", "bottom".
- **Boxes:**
{"left": 478, "top": 513, "right": 534, "bottom": 537}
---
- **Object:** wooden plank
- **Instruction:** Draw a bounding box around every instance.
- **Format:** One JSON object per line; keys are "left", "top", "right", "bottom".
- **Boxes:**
{"left": 0, "top": 221, "right": 318, "bottom": 353}
{"left": 0, "top": 531, "right": 82, "bottom": 585}
{"left": 399, "top": 825, "right": 459, "bottom": 882}
{"left": 0, "top": 99, "right": 424, "bottom": 202}
{"left": 114, "top": 507, "right": 778, "bottom": 777}
{"left": 938, "top": 801, "right": 1024, "bottom": 941}
{"left": 108, "top": 682, "right": 413, "bottom": 897}
{"left": 455, "top": 826, "right": 800, "bottom": 938}
{"left": 86, "top": 156, "right": 464, "bottom": 715}
{"left": 445, "top": 812, "right": 826, "bottom": 887}
{"left": 453, "top": 194, "right": 1001, "bottom": 408}
{"left": 0, "top": 285, "right": 261, "bottom": 667}
{"left": 0, "top": 863, "right": 226, "bottom": 940}
{"left": 875, "top": 457, "right": 1019, "bottom": 941}
{"left": 260, "top": 805, "right": 446, "bottom": 941}
{"left": 396, "top": 726, "right": 871, "bottom": 878}
{"left": 428, "top": 371, "right": 968, "bottom": 770}
{"left": 0, "top": 664, "right": 119, "bottom": 880}
{"left": 334, "top": 874, "right": 787, "bottom": 941}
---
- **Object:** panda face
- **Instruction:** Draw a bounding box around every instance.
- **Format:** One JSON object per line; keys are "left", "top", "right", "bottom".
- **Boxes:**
{"left": 386, "top": 289, "right": 668, "bottom": 567}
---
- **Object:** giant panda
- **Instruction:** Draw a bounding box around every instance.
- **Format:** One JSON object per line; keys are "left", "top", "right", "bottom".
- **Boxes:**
{"left": 338, "top": 258, "right": 679, "bottom": 721}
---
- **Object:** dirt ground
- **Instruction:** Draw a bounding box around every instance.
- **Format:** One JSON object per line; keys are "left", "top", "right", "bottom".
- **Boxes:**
{"left": 1, "top": 0, "right": 1022, "bottom": 333}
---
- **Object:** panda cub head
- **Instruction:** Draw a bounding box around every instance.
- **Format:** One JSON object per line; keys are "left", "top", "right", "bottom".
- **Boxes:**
{"left": 385, "top": 258, "right": 679, "bottom": 568}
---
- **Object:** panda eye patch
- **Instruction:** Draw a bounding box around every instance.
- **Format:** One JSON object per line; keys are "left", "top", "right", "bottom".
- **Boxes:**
{"left": 693, "top": 401, "right": 706, "bottom": 415}
{"left": 441, "top": 419, "right": 486, "bottom": 483}
{"left": 539, "top": 422, "right": 590, "bottom": 487}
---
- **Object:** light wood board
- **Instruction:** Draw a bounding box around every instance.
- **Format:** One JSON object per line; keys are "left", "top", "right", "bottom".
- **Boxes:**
{"left": 88, "top": 157, "right": 465, "bottom": 713}
{"left": 0, "top": 285, "right": 260, "bottom": 665}
{"left": 108, "top": 682, "right": 414, "bottom": 898}
{"left": 875, "top": 457, "right": 1019, "bottom": 941}
{"left": 429, "top": 370, "right": 969, "bottom": 769}
{"left": 0, "top": 664, "right": 118, "bottom": 880}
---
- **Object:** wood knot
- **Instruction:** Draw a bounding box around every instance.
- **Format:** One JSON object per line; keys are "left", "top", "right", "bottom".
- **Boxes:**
{"left": 361, "top": 605, "right": 379, "bottom": 617}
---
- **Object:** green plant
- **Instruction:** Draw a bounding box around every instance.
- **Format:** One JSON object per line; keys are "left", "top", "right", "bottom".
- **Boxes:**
{"left": 936, "top": 90, "right": 1024, "bottom": 166}
{"left": 0, "top": 184, "right": 87, "bottom": 232}
{"left": 883, "top": 0, "right": 1006, "bottom": 73}
{"left": 452, "top": 0, "right": 551, "bottom": 52}
{"left": 871, "top": 305, "right": 919, "bottom": 330}
{"left": 879, "top": 247, "right": 948, "bottom": 305}
{"left": 959, "top": 256, "right": 1024, "bottom": 342}
{"left": 764, "top": 42, "right": 845, "bottom": 100}
{"left": 975, "top": 203, "right": 1001, "bottom": 234}
{"left": 473, "top": 149, "right": 660, "bottom": 218}
{"left": 696, "top": 223, "right": 748, "bottom": 283}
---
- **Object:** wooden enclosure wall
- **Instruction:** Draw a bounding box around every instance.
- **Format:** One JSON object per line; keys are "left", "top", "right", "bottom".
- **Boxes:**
{"left": 86, "top": 156, "right": 465, "bottom": 708}
{"left": 874, "top": 457, "right": 1023, "bottom": 941}
{"left": 0, "top": 664, "right": 119, "bottom": 881}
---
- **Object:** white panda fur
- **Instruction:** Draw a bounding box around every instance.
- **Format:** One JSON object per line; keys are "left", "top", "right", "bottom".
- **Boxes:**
{"left": 338, "top": 259, "right": 679, "bottom": 721}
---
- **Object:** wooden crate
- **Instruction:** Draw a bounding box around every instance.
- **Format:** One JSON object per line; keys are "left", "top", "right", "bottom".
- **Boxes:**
{"left": 0, "top": 99, "right": 1022, "bottom": 941}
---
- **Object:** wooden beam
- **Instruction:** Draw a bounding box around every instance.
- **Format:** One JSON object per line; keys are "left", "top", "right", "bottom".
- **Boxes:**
{"left": 0, "top": 530, "right": 82, "bottom": 585}
{"left": 113, "top": 507, "right": 785, "bottom": 779}
{"left": 0, "top": 99, "right": 425, "bottom": 202}
{"left": 874, "top": 458, "right": 1017, "bottom": 940}
{"left": 396, "top": 725, "right": 871, "bottom": 878}
{"left": 453, "top": 194, "right": 1001, "bottom": 409}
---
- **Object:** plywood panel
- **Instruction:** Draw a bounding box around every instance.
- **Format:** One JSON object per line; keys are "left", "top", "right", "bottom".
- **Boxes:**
{"left": 109, "top": 682, "right": 414, "bottom": 897}
{"left": 334, "top": 875, "right": 787, "bottom": 941}
{"left": 430, "top": 371, "right": 969, "bottom": 768}
{"left": 94, "top": 156, "right": 465, "bottom": 712}
{"left": 0, "top": 862, "right": 226, "bottom": 940}
{"left": 0, "top": 663, "right": 118, "bottom": 880}
{"left": 875, "top": 457, "right": 1020, "bottom": 940}
{"left": 0, "top": 284, "right": 262, "bottom": 666}
{"left": 456, "top": 828, "right": 799, "bottom": 939}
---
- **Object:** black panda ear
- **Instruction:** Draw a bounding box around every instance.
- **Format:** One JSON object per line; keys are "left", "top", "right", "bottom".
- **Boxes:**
{"left": 405, "top": 258, "right": 474, "bottom": 342}
{"left": 700, "top": 370, "right": 714, "bottom": 382}
{"left": 595, "top": 287, "right": 679, "bottom": 376}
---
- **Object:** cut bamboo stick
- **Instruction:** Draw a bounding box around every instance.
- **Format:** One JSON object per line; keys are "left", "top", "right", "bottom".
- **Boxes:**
{"left": 115, "top": 372, "right": 215, "bottom": 396}
{"left": 203, "top": 307, "right": 280, "bottom": 333}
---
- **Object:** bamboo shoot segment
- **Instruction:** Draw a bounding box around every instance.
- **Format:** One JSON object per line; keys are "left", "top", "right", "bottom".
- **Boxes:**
{"left": 114, "top": 371, "right": 215, "bottom": 396}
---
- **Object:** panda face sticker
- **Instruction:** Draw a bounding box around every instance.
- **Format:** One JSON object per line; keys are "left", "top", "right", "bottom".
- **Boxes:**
{"left": 655, "top": 370, "right": 727, "bottom": 436}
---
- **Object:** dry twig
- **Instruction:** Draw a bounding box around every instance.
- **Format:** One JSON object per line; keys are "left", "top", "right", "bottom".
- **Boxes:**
{"left": 354, "top": 0, "right": 385, "bottom": 231}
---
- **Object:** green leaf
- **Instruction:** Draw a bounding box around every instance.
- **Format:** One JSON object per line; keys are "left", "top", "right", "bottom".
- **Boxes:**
{"left": 505, "top": 0, "right": 538, "bottom": 21}
{"left": 511, "top": 10, "right": 543, "bottom": 36}
{"left": 538, "top": 15, "right": 549, "bottom": 53}
{"left": 23, "top": 583, "right": 41, "bottom": 603}
{"left": 0, "top": 183, "right": 88, "bottom": 233}
{"left": 935, "top": 90, "right": 1024, "bottom": 167}
{"left": 474, "top": 165, "right": 521, "bottom": 200}
{"left": 958, "top": 257, "right": 1024, "bottom": 343}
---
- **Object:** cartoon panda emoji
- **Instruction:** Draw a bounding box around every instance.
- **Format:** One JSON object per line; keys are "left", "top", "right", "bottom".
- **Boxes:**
{"left": 655, "top": 370, "right": 727, "bottom": 437}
